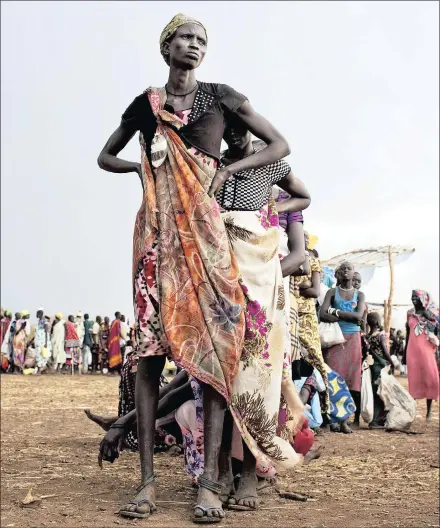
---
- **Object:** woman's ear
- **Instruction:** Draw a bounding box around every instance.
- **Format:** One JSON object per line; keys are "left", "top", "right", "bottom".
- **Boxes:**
{"left": 162, "top": 41, "right": 171, "bottom": 60}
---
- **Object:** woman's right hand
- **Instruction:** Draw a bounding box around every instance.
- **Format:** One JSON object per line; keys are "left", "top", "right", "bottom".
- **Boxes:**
{"left": 98, "top": 427, "right": 125, "bottom": 468}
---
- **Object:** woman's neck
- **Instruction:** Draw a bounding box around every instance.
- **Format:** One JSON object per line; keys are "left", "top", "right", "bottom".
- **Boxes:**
{"left": 340, "top": 279, "right": 353, "bottom": 289}
{"left": 167, "top": 68, "right": 197, "bottom": 94}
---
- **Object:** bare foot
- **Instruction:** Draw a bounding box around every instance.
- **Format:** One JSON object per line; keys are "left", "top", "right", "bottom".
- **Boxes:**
{"left": 84, "top": 409, "right": 116, "bottom": 432}
{"left": 119, "top": 481, "right": 157, "bottom": 519}
{"left": 304, "top": 444, "right": 324, "bottom": 463}
{"left": 340, "top": 421, "right": 353, "bottom": 434}
{"left": 194, "top": 486, "right": 224, "bottom": 523}
{"left": 228, "top": 470, "right": 259, "bottom": 511}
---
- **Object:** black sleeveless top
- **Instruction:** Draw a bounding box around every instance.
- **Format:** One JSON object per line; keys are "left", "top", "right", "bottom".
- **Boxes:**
{"left": 121, "top": 82, "right": 247, "bottom": 164}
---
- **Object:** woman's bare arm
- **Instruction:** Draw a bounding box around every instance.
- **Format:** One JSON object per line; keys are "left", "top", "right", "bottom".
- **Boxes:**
{"left": 280, "top": 222, "right": 306, "bottom": 277}
{"left": 299, "top": 271, "right": 320, "bottom": 299}
{"left": 320, "top": 289, "right": 339, "bottom": 323}
{"left": 97, "top": 123, "right": 141, "bottom": 176}
{"left": 276, "top": 173, "right": 311, "bottom": 213}
{"left": 336, "top": 292, "right": 366, "bottom": 323}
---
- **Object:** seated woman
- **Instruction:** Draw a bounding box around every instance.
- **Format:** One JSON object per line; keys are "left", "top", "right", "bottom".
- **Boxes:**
{"left": 85, "top": 358, "right": 192, "bottom": 463}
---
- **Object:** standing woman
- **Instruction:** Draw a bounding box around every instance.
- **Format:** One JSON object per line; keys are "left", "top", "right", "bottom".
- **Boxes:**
{"left": 51, "top": 313, "right": 66, "bottom": 372}
{"left": 12, "top": 311, "right": 31, "bottom": 373}
{"left": 291, "top": 234, "right": 330, "bottom": 416}
{"left": 403, "top": 290, "right": 439, "bottom": 420}
{"left": 320, "top": 261, "right": 365, "bottom": 430}
{"left": 64, "top": 315, "right": 81, "bottom": 373}
{"left": 97, "top": 13, "right": 292, "bottom": 523}
{"left": 35, "top": 310, "right": 52, "bottom": 375}
{"left": 0, "top": 311, "right": 12, "bottom": 371}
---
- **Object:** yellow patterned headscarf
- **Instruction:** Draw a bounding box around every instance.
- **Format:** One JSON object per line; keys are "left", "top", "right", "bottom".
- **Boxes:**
{"left": 307, "top": 234, "right": 319, "bottom": 250}
{"left": 159, "top": 13, "right": 207, "bottom": 64}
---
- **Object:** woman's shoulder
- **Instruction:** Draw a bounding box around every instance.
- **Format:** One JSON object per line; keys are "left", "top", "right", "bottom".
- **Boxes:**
{"left": 198, "top": 82, "right": 247, "bottom": 110}
{"left": 122, "top": 91, "right": 154, "bottom": 118}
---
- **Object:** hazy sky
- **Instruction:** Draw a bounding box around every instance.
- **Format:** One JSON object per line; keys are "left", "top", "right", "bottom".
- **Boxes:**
{"left": 1, "top": 1, "right": 438, "bottom": 327}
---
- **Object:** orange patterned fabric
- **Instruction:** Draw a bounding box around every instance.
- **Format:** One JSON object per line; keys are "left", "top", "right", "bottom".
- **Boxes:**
{"left": 132, "top": 87, "right": 245, "bottom": 401}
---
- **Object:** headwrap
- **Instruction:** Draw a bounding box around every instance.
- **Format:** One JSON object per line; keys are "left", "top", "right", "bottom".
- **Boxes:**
{"left": 408, "top": 289, "right": 439, "bottom": 345}
{"left": 76, "top": 311, "right": 83, "bottom": 318}
{"left": 55, "top": 312, "right": 63, "bottom": 320}
{"left": 306, "top": 234, "right": 319, "bottom": 250}
{"left": 159, "top": 13, "right": 207, "bottom": 64}
{"left": 20, "top": 310, "right": 30, "bottom": 317}
{"left": 322, "top": 266, "right": 336, "bottom": 288}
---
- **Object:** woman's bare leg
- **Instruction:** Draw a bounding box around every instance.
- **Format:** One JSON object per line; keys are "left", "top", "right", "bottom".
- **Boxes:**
{"left": 427, "top": 399, "right": 433, "bottom": 421}
{"left": 119, "top": 355, "right": 165, "bottom": 518}
{"left": 84, "top": 410, "right": 118, "bottom": 431}
{"left": 218, "top": 410, "right": 235, "bottom": 503}
{"left": 229, "top": 442, "right": 258, "bottom": 510}
{"left": 194, "top": 383, "right": 226, "bottom": 521}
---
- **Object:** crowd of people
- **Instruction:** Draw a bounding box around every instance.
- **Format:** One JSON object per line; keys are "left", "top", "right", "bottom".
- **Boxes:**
{"left": 0, "top": 310, "right": 134, "bottom": 375}
{"left": 2, "top": 12, "right": 439, "bottom": 525}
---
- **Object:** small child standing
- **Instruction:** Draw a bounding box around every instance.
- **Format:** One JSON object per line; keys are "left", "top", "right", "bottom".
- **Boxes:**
{"left": 364, "top": 312, "right": 393, "bottom": 428}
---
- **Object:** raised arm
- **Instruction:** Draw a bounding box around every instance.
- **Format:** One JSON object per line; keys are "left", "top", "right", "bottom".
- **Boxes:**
{"left": 97, "top": 124, "right": 141, "bottom": 177}
{"left": 276, "top": 173, "right": 311, "bottom": 213}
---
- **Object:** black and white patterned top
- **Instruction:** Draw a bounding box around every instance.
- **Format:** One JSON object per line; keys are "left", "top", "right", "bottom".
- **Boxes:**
{"left": 216, "top": 159, "right": 291, "bottom": 211}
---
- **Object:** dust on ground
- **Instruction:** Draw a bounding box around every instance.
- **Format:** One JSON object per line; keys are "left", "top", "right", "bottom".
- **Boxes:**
{"left": 1, "top": 374, "right": 439, "bottom": 528}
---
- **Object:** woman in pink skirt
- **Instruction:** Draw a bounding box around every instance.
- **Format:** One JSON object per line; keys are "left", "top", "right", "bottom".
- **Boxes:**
{"left": 403, "top": 290, "right": 439, "bottom": 420}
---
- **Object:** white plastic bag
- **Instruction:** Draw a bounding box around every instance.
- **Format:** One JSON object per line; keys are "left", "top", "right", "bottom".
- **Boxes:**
{"left": 361, "top": 361, "right": 374, "bottom": 424}
{"left": 319, "top": 322, "right": 345, "bottom": 349}
{"left": 390, "top": 354, "right": 401, "bottom": 370}
{"left": 377, "top": 366, "right": 417, "bottom": 430}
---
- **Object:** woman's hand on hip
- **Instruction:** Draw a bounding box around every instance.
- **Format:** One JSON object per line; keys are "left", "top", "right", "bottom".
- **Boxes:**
{"left": 208, "top": 167, "right": 232, "bottom": 198}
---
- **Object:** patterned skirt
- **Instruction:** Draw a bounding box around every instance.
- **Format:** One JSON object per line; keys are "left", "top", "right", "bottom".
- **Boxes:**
{"left": 224, "top": 203, "right": 304, "bottom": 474}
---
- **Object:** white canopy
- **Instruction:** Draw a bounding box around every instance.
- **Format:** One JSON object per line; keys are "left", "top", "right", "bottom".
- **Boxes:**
{"left": 323, "top": 245, "right": 415, "bottom": 269}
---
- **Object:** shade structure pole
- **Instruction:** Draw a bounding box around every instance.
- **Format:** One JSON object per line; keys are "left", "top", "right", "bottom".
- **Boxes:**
{"left": 384, "top": 300, "right": 389, "bottom": 334}
{"left": 386, "top": 245, "right": 395, "bottom": 338}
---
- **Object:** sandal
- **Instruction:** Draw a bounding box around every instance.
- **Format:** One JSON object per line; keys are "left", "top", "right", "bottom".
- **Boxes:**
{"left": 193, "top": 475, "right": 225, "bottom": 524}
{"left": 119, "top": 474, "right": 157, "bottom": 519}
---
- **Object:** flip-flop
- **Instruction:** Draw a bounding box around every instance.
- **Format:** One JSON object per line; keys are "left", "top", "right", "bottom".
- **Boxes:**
{"left": 228, "top": 496, "right": 259, "bottom": 511}
{"left": 119, "top": 498, "right": 157, "bottom": 519}
{"left": 118, "top": 474, "right": 156, "bottom": 519}
{"left": 193, "top": 475, "right": 225, "bottom": 524}
{"left": 193, "top": 506, "right": 224, "bottom": 524}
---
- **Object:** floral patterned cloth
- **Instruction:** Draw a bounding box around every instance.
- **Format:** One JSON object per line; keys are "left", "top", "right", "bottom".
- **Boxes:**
{"left": 174, "top": 378, "right": 205, "bottom": 484}
{"left": 408, "top": 289, "right": 439, "bottom": 345}
{"left": 133, "top": 87, "right": 245, "bottom": 401}
{"left": 223, "top": 201, "right": 304, "bottom": 475}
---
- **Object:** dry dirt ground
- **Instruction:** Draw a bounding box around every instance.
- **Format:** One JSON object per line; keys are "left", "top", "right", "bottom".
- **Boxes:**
{"left": 1, "top": 374, "right": 439, "bottom": 528}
